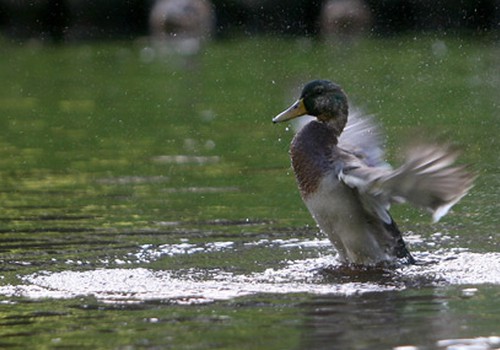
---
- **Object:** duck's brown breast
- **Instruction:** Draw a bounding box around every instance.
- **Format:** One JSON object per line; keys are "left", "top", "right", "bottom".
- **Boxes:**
{"left": 290, "top": 121, "right": 340, "bottom": 198}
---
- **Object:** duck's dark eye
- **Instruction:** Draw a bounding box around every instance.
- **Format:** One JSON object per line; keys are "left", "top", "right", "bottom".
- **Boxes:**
{"left": 313, "top": 86, "right": 325, "bottom": 96}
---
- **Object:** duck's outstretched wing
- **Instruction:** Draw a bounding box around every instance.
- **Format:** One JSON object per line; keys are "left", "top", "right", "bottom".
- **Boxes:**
{"left": 339, "top": 144, "right": 475, "bottom": 223}
{"left": 379, "top": 144, "right": 475, "bottom": 222}
{"left": 338, "top": 109, "right": 388, "bottom": 168}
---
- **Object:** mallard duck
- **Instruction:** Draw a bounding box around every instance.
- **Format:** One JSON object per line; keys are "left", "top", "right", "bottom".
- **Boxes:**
{"left": 273, "top": 80, "right": 475, "bottom": 266}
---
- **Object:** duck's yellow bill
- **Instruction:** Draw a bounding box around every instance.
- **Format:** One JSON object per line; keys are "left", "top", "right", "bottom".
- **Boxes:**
{"left": 272, "top": 99, "right": 307, "bottom": 123}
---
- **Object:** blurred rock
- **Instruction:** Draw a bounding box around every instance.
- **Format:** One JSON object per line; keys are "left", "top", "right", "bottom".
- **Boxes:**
{"left": 319, "top": 0, "right": 372, "bottom": 41}
{"left": 149, "top": 0, "right": 215, "bottom": 54}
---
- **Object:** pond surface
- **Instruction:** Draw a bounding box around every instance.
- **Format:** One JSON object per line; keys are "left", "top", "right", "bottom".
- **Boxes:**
{"left": 0, "top": 36, "right": 499, "bottom": 349}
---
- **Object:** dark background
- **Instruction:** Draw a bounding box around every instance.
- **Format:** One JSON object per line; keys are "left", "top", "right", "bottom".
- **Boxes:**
{"left": 0, "top": 0, "right": 498, "bottom": 42}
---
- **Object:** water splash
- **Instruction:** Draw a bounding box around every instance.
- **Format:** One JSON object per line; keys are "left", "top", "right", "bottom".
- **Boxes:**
{"left": 0, "top": 239, "right": 499, "bottom": 304}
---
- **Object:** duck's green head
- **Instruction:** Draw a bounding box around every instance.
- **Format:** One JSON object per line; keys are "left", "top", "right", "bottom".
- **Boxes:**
{"left": 272, "top": 80, "right": 348, "bottom": 126}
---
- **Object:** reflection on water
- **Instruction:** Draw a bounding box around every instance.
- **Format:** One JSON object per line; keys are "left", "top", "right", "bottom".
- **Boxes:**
{"left": 437, "top": 337, "right": 500, "bottom": 350}
{"left": 301, "top": 292, "right": 500, "bottom": 350}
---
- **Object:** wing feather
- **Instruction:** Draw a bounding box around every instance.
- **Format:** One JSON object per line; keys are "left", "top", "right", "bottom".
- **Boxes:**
{"left": 340, "top": 143, "right": 475, "bottom": 223}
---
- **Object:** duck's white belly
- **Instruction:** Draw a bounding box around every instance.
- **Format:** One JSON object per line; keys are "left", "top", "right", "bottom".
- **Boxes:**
{"left": 303, "top": 175, "right": 392, "bottom": 265}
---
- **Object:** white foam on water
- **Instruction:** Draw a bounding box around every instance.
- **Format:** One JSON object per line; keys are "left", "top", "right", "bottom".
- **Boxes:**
{"left": 401, "top": 251, "right": 500, "bottom": 285}
{"left": 0, "top": 248, "right": 499, "bottom": 304}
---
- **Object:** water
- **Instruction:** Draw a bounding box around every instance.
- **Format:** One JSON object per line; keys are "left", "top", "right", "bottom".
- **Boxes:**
{"left": 0, "top": 36, "right": 499, "bottom": 349}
